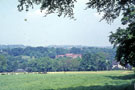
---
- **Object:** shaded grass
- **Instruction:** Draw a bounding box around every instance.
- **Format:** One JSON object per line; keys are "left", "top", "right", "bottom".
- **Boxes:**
{"left": 48, "top": 84, "right": 133, "bottom": 90}
{"left": 0, "top": 71, "right": 134, "bottom": 90}
{"left": 106, "top": 74, "right": 135, "bottom": 80}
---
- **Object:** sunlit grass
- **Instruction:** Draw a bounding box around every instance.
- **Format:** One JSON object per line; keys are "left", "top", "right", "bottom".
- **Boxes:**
{"left": 0, "top": 71, "right": 134, "bottom": 90}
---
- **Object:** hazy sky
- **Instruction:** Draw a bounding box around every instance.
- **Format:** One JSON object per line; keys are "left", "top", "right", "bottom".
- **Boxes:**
{"left": 0, "top": 0, "right": 123, "bottom": 47}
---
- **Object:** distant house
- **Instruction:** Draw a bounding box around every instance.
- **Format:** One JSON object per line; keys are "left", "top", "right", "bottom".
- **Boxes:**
{"left": 56, "top": 53, "right": 82, "bottom": 59}
{"left": 56, "top": 55, "right": 65, "bottom": 58}
{"left": 112, "top": 61, "right": 125, "bottom": 69}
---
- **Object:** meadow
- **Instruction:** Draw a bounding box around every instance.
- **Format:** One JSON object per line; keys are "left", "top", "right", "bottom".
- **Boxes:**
{"left": 0, "top": 71, "right": 134, "bottom": 90}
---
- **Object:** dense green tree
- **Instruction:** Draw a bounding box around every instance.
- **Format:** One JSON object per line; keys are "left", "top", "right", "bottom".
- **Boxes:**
{"left": 110, "top": 24, "right": 135, "bottom": 66}
{"left": 9, "top": 48, "right": 24, "bottom": 56}
{"left": 6, "top": 56, "right": 23, "bottom": 72}
{"left": 56, "top": 48, "right": 68, "bottom": 55}
{"left": 109, "top": 6, "right": 135, "bottom": 66}
{"left": 96, "top": 52, "right": 112, "bottom": 70}
{"left": 27, "top": 59, "right": 38, "bottom": 72}
{"left": 0, "top": 55, "right": 7, "bottom": 72}
{"left": 70, "top": 47, "right": 82, "bottom": 54}
{"left": 57, "top": 58, "right": 80, "bottom": 71}
{"left": 80, "top": 53, "right": 97, "bottom": 71}
{"left": 80, "top": 52, "right": 111, "bottom": 71}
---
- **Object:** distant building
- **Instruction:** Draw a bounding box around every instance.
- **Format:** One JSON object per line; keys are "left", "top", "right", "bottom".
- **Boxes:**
{"left": 56, "top": 55, "right": 65, "bottom": 58}
{"left": 112, "top": 61, "right": 125, "bottom": 69}
{"left": 56, "top": 53, "right": 82, "bottom": 59}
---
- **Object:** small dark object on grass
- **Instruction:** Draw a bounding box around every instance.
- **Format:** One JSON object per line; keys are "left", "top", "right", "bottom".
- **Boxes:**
{"left": 1, "top": 73, "right": 7, "bottom": 75}
{"left": 38, "top": 72, "right": 47, "bottom": 74}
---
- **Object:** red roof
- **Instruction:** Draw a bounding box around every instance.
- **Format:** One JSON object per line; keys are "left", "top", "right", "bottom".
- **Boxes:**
{"left": 56, "top": 53, "right": 82, "bottom": 58}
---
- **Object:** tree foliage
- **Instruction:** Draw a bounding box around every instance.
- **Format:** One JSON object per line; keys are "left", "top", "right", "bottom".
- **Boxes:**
{"left": 80, "top": 52, "right": 111, "bottom": 71}
{"left": 109, "top": 24, "right": 135, "bottom": 67}
{"left": 86, "top": 0, "right": 135, "bottom": 23}
{"left": 0, "top": 55, "right": 7, "bottom": 72}
{"left": 18, "top": 0, "right": 135, "bottom": 22}
{"left": 109, "top": 4, "right": 135, "bottom": 66}
{"left": 0, "top": 46, "right": 114, "bottom": 72}
{"left": 17, "top": 0, "right": 76, "bottom": 18}
{"left": 88, "top": 1, "right": 135, "bottom": 66}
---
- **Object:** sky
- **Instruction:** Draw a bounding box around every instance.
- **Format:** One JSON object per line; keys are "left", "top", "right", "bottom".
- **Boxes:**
{"left": 0, "top": 0, "right": 124, "bottom": 47}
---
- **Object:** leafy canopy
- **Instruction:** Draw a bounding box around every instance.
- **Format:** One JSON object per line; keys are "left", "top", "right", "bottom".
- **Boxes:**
{"left": 18, "top": 0, "right": 76, "bottom": 18}
{"left": 18, "top": 0, "right": 135, "bottom": 22}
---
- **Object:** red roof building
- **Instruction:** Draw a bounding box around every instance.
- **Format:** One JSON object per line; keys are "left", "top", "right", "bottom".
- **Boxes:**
{"left": 56, "top": 53, "right": 82, "bottom": 59}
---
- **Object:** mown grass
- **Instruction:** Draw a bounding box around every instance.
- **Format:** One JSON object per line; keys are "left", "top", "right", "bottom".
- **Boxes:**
{"left": 0, "top": 71, "right": 134, "bottom": 90}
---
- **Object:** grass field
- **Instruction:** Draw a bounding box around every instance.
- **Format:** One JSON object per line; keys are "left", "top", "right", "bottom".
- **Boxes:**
{"left": 0, "top": 71, "right": 134, "bottom": 90}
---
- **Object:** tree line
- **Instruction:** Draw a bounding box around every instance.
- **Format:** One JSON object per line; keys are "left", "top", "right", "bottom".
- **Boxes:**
{"left": 1, "top": 46, "right": 115, "bottom": 59}
{"left": 0, "top": 46, "right": 115, "bottom": 72}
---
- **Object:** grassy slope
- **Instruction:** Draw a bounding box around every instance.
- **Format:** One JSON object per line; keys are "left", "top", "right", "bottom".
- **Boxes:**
{"left": 0, "top": 71, "right": 134, "bottom": 90}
